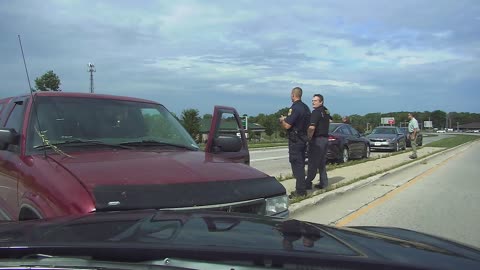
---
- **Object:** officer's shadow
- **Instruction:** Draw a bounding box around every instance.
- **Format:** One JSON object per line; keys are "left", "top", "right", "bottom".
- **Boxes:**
{"left": 328, "top": 176, "right": 345, "bottom": 185}
{"left": 306, "top": 176, "right": 345, "bottom": 194}
{"left": 275, "top": 220, "right": 324, "bottom": 250}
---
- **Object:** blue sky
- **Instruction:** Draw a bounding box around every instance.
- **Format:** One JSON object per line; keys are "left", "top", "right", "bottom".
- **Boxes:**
{"left": 1, "top": 0, "right": 479, "bottom": 117}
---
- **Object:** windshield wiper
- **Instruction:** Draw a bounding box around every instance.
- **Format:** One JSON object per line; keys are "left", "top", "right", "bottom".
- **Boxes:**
{"left": 34, "top": 139, "right": 133, "bottom": 150}
{"left": 119, "top": 140, "right": 198, "bottom": 150}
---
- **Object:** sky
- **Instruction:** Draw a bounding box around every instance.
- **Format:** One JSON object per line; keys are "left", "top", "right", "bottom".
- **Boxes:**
{"left": 1, "top": 0, "right": 479, "bottom": 117}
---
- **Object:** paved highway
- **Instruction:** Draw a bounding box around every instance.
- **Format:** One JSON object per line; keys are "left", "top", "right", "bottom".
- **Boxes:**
{"left": 291, "top": 140, "right": 480, "bottom": 248}
{"left": 250, "top": 133, "right": 451, "bottom": 177}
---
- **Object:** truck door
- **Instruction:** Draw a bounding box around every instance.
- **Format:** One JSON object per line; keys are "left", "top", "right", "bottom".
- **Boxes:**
{"left": 205, "top": 106, "right": 250, "bottom": 165}
{"left": 0, "top": 97, "right": 28, "bottom": 220}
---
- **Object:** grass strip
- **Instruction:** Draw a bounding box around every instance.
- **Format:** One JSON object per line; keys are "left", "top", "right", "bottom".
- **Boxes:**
{"left": 248, "top": 142, "right": 288, "bottom": 148}
{"left": 427, "top": 134, "right": 479, "bottom": 148}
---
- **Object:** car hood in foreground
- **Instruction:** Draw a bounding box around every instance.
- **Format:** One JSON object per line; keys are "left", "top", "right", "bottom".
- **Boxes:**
{"left": 0, "top": 210, "right": 478, "bottom": 269}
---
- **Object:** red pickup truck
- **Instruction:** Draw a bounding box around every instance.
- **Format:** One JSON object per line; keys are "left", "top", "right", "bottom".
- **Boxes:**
{"left": 0, "top": 92, "right": 288, "bottom": 221}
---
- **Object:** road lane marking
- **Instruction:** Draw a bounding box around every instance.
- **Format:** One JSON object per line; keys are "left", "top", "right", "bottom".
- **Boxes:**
{"left": 250, "top": 148, "right": 288, "bottom": 153}
{"left": 251, "top": 155, "right": 290, "bottom": 162}
{"left": 335, "top": 151, "right": 464, "bottom": 227}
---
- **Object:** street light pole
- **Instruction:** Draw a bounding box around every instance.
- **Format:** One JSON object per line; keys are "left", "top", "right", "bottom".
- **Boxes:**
{"left": 445, "top": 112, "right": 449, "bottom": 129}
{"left": 88, "top": 63, "right": 96, "bottom": 93}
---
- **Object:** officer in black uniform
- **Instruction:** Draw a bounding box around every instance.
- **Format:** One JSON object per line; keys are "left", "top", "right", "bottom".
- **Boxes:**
{"left": 306, "top": 94, "right": 331, "bottom": 189}
{"left": 279, "top": 87, "right": 311, "bottom": 197}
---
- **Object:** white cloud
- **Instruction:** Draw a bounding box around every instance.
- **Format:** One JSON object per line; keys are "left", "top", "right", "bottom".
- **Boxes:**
{"left": 299, "top": 36, "right": 468, "bottom": 70}
{"left": 432, "top": 30, "right": 453, "bottom": 39}
{"left": 145, "top": 55, "right": 270, "bottom": 79}
{"left": 217, "top": 83, "right": 247, "bottom": 93}
{"left": 254, "top": 75, "right": 378, "bottom": 92}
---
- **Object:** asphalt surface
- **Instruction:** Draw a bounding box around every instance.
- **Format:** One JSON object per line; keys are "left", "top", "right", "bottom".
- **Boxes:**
{"left": 291, "top": 140, "right": 480, "bottom": 248}
{"left": 250, "top": 133, "right": 451, "bottom": 178}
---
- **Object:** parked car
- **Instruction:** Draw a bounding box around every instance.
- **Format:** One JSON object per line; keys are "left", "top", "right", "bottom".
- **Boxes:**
{"left": 0, "top": 210, "right": 479, "bottom": 270}
{"left": 366, "top": 126, "right": 407, "bottom": 152}
{"left": 326, "top": 123, "right": 370, "bottom": 163}
{"left": 399, "top": 127, "right": 423, "bottom": 147}
{"left": 437, "top": 129, "right": 446, "bottom": 133}
{"left": 305, "top": 123, "right": 370, "bottom": 164}
{"left": 0, "top": 92, "right": 288, "bottom": 221}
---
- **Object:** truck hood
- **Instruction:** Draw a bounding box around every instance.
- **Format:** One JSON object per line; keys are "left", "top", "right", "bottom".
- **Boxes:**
{"left": 48, "top": 149, "right": 264, "bottom": 186}
{"left": 47, "top": 150, "right": 285, "bottom": 211}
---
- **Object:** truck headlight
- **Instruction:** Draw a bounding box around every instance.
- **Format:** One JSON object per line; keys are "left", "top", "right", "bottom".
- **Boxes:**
{"left": 265, "top": 195, "right": 289, "bottom": 216}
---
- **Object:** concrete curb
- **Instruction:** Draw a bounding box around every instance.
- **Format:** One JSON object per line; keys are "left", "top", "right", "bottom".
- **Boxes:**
{"left": 288, "top": 140, "right": 477, "bottom": 215}
{"left": 250, "top": 146, "right": 288, "bottom": 152}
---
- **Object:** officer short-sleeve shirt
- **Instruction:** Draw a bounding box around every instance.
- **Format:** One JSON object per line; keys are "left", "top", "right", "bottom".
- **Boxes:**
{"left": 284, "top": 100, "right": 310, "bottom": 132}
{"left": 310, "top": 106, "right": 330, "bottom": 137}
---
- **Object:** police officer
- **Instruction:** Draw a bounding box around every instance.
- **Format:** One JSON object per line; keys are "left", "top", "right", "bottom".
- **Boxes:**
{"left": 306, "top": 94, "right": 331, "bottom": 189}
{"left": 279, "top": 87, "right": 311, "bottom": 197}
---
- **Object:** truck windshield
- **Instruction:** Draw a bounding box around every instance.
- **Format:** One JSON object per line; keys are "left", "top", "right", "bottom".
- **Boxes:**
{"left": 27, "top": 96, "right": 198, "bottom": 152}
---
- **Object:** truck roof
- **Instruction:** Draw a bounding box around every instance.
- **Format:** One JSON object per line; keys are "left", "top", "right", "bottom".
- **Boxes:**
{"left": 4, "top": 92, "right": 159, "bottom": 105}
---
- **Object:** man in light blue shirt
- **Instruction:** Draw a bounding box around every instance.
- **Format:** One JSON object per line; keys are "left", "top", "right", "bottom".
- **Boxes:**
{"left": 408, "top": 112, "right": 419, "bottom": 159}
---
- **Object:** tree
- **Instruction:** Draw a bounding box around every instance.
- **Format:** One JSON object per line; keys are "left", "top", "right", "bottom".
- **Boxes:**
{"left": 202, "top": 113, "right": 213, "bottom": 120}
{"left": 263, "top": 115, "right": 277, "bottom": 137}
{"left": 332, "top": 113, "right": 342, "bottom": 122}
{"left": 430, "top": 110, "right": 447, "bottom": 129}
{"left": 181, "top": 108, "right": 201, "bottom": 142}
{"left": 35, "top": 70, "right": 61, "bottom": 91}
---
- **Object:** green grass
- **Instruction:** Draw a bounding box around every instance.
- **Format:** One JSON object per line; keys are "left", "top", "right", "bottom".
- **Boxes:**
{"left": 427, "top": 135, "right": 479, "bottom": 148}
{"left": 277, "top": 149, "right": 410, "bottom": 182}
{"left": 248, "top": 142, "right": 288, "bottom": 148}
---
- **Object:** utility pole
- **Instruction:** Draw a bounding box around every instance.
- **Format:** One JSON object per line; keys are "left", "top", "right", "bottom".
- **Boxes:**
{"left": 88, "top": 63, "right": 96, "bottom": 93}
{"left": 445, "top": 112, "right": 448, "bottom": 129}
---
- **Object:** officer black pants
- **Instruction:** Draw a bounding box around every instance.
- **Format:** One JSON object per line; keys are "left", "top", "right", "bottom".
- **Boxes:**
{"left": 306, "top": 136, "right": 328, "bottom": 188}
{"left": 288, "top": 141, "right": 307, "bottom": 194}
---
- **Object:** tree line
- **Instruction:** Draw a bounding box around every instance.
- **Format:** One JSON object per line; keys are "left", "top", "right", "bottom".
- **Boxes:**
{"left": 249, "top": 109, "right": 480, "bottom": 135}
{"left": 178, "top": 107, "right": 480, "bottom": 141}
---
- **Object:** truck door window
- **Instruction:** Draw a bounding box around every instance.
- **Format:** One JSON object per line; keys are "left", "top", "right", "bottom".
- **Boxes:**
{"left": 217, "top": 113, "right": 242, "bottom": 139}
{"left": 5, "top": 102, "right": 25, "bottom": 133}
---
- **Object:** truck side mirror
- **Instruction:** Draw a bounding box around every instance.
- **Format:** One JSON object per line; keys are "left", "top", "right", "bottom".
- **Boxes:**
{"left": 213, "top": 135, "right": 242, "bottom": 152}
{"left": 0, "top": 128, "right": 19, "bottom": 150}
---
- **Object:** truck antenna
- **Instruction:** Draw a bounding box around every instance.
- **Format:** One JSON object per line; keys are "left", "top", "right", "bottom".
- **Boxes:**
{"left": 17, "top": 35, "right": 72, "bottom": 159}
{"left": 18, "top": 35, "right": 34, "bottom": 93}
{"left": 18, "top": 35, "right": 49, "bottom": 158}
